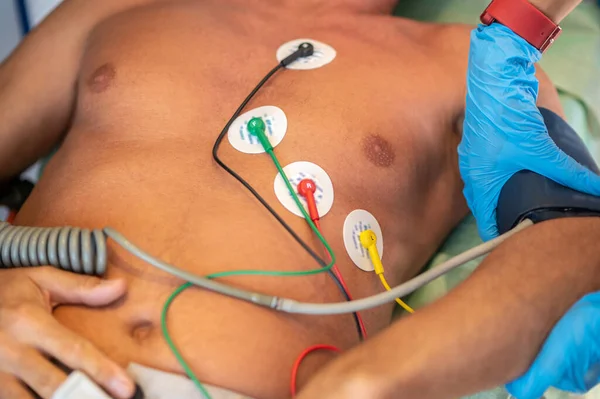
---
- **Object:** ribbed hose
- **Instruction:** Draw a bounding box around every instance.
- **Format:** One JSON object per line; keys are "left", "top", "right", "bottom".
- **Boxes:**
{"left": 0, "top": 222, "right": 277, "bottom": 307}
{"left": 0, "top": 222, "right": 107, "bottom": 275}
{"left": 0, "top": 220, "right": 533, "bottom": 314}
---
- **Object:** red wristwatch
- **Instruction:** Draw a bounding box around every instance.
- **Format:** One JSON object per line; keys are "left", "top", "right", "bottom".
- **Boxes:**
{"left": 480, "top": 0, "right": 562, "bottom": 52}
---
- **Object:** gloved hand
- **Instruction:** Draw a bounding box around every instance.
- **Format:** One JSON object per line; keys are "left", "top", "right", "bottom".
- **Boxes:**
{"left": 459, "top": 23, "right": 600, "bottom": 241}
{"left": 506, "top": 292, "right": 600, "bottom": 398}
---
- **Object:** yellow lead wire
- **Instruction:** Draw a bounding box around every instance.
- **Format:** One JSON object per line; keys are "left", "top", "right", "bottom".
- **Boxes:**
{"left": 379, "top": 272, "right": 414, "bottom": 314}
{"left": 359, "top": 229, "right": 415, "bottom": 314}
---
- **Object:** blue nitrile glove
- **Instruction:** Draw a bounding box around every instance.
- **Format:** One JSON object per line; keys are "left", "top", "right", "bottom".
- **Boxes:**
{"left": 506, "top": 292, "right": 600, "bottom": 399}
{"left": 458, "top": 23, "right": 600, "bottom": 241}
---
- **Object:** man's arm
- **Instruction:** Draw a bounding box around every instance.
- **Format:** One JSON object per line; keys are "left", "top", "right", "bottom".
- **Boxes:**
{"left": 0, "top": 0, "right": 152, "bottom": 181}
{"left": 528, "top": 0, "right": 582, "bottom": 23}
{"left": 378, "top": 217, "right": 600, "bottom": 398}
{"left": 297, "top": 217, "right": 600, "bottom": 398}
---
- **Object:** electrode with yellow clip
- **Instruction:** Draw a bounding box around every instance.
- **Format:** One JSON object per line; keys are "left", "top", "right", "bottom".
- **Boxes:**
{"left": 359, "top": 229, "right": 415, "bottom": 314}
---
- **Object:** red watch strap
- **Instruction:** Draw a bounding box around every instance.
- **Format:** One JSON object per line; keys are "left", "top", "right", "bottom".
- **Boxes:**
{"left": 480, "top": 0, "right": 562, "bottom": 52}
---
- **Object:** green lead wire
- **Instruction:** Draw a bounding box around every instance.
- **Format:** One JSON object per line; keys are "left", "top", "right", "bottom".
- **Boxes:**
{"left": 247, "top": 116, "right": 336, "bottom": 268}
{"left": 161, "top": 282, "right": 213, "bottom": 399}
{"left": 268, "top": 150, "right": 336, "bottom": 264}
{"left": 161, "top": 117, "right": 338, "bottom": 398}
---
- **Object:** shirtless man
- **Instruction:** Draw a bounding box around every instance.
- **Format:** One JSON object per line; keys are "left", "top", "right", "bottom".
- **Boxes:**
{"left": 0, "top": 0, "right": 579, "bottom": 398}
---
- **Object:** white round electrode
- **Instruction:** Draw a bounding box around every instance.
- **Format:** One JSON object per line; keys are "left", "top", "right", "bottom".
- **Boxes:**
{"left": 227, "top": 106, "right": 287, "bottom": 154}
{"left": 276, "top": 38, "right": 337, "bottom": 70}
{"left": 273, "top": 161, "right": 334, "bottom": 218}
{"left": 343, "top": 210, "right": 384, "bottom": 272}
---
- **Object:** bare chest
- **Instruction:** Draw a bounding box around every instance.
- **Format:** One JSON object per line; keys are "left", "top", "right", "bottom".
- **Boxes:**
{"left": 62, "top": 2, "right": 465, "bottom": 212}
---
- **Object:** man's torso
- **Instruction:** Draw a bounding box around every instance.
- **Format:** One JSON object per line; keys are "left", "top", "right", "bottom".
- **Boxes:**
{"left": 15, "top": 1, "right": 469, "bottom": 397}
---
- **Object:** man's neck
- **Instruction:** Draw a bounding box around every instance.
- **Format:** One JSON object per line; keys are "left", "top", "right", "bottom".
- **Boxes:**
{"left": 240, "top": 0, "right": 397, "bottom": 15}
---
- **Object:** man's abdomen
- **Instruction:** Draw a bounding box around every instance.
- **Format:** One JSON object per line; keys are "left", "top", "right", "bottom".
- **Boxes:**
{"left": 15, "top": 133, "right": 408, "bottom": 398}
{"left": 14, "top": 110, "right": 461, "bottom": 395}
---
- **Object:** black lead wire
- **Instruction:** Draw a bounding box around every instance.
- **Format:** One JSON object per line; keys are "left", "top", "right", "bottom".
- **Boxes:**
{"left": 211, "top": 60, "right": 364, "bottom": 341}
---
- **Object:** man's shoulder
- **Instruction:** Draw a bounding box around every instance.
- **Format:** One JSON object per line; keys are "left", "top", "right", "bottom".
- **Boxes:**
{"left": 387, "top": 17, "right": 474, "bottom": 58}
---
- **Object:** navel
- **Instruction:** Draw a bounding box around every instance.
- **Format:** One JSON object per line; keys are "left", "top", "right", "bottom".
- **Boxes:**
{"left": 361, "top": 134, "right": 396, "bottom": 168}
{"left": 87, "top": 63, "right": 116, "bottom": 93}
{"left": 130, "top": 320, "right": 155, "bottom": 343}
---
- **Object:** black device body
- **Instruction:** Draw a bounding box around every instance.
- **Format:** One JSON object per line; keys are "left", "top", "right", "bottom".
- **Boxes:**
{"left": 0, "top": 178, "right": 34, "bottom": 210}
{"left": 496, "top": 108, "right": 600, "bottom": 234}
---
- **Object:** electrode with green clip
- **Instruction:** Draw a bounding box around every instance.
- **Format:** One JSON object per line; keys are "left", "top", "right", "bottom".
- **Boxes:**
{"left": 248, "top": 117, "right": 273, "bottom": 152}
{"left": 244, "top": 116, "right": 336, "bottom": 268}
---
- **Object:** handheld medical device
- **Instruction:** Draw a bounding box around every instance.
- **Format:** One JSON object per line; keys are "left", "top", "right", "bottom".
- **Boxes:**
{"left": 49, "top": 372, "right": 144, "bottom": 399}
{"left": 51, "top": 371, "right": 112, "bottom": 399}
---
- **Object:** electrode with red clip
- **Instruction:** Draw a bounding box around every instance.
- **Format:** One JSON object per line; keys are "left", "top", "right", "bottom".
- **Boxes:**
{"left": 297, "top": 178, "right": 320, "bottom": 229}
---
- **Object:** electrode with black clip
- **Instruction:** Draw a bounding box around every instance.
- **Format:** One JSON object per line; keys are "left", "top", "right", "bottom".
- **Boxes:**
{"left": 280, "top": 42, "right": 314, "bottom": 67}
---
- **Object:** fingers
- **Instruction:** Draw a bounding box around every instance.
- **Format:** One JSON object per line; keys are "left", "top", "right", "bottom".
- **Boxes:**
{"left": 0, "top": 373, "right": 34, "bottom": 399}
{"left": 583, "top": 364, "right": 600, "bottom": 392}
{"left": 6, "top": 306, "right": 134, "bottom": 399}
{"left": 506, "top": 322, "right": 569, "bottom": 399}
{"left": 505, "top": 349, "right": 559, "bottom": 399}
{"left": 533, "top": 147, "right": 600, "bottom": 197}
{"left": 508, "top": 295, "right": 600, "bottom": 398}
{"left": 506, "top": 378, "right": 548, "bottom": 399}
{"left": 26, "top": 267, "right": 127, "bottom": 307}
{"left": 505, "top": 364, "right": 551, "bottom": 399}
{"left": 477, "top": 213, "right": 499, "bottom": 242}
{"left": 579, "top": 291, "right": 600, "bottom": 307}
{"left": 475, "top": 199, "right": 500, "bottom": 242}
{"left": 0, "top": 332, "right": 66, "bottom": 399}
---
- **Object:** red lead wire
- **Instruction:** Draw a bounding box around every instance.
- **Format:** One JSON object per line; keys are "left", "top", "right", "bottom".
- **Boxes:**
{"left": 317, "top": 223, "right": 368, "bottom": 339}
{"left": 290, "top": 344, "right": 341, "bottom": 397}
{"left": 6, "top": 210, "right": 17, "bottom": 224}
{"left": 297, "top": 179, "right": 368, "bottom": 340}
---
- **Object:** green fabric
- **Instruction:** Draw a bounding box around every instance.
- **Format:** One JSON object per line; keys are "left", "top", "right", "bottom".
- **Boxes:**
{"left": 391, "top": 2, "right": 600, "bottom": 398}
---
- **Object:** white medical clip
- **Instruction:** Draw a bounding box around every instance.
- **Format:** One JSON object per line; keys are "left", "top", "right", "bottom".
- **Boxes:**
{"left": 52, "top": 371, "right": 113, "bottom": 399}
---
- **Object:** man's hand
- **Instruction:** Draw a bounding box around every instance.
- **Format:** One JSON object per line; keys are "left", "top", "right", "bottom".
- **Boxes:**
{"left": 507, "top": 292, "right": 600, "bottom": 399}
{"left": 458, "top": 23, "right": 600, "bottom": 241}
{"left": 0, "top": 268, "right": 134, "bottom": 399}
